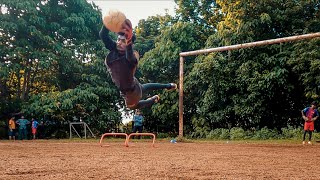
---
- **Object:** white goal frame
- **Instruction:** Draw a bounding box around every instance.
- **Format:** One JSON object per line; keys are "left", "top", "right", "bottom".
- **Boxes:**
{"left": 69, "top": 122, "right": 95, "bottom": 139}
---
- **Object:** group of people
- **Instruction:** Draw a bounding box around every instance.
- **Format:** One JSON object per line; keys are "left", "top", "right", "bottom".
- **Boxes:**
{"left": 8, "top": 116, "right": 42, "bottom": 140}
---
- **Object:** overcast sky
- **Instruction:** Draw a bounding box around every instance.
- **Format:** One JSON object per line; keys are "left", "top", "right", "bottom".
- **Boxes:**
{"left": 88, "top": 0, "right": 177, "bottom": 28}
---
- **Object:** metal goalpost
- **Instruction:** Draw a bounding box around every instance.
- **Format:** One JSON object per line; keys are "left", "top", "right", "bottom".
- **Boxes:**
{"left": 178, "top": 32, "right": 320, "bottom": 138}
{"left": 69, "top": 122, "right": 96, "bottom": 139}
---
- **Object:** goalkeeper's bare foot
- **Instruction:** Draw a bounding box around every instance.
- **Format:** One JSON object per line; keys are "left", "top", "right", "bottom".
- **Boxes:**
{"left": 167, "top": 83, "right": 177, "bottom": 91}
{"left": 147, "top": 95, "right": 160, "bottom": 103}
{"left": 154, "top": 95, "right": 160, "bottom": 103}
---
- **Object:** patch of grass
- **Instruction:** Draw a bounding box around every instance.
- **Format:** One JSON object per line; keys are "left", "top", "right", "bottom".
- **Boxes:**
{"left": 179, "top": 138, "right": 307, "bottom": 145}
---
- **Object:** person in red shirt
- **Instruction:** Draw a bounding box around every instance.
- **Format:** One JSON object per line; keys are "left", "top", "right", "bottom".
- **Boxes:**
{"left": 31, "top": 118, "right": 39, "bottom": 140}
{"left": 301, "top": 101, "right": 319, "bottom": 145}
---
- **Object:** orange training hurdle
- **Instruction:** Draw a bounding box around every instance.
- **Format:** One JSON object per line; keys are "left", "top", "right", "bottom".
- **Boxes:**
{"left": 127, "top": 133, "right": 156, "bottom": 147}
{"left": 99, "top": 133, "right": 128, "bottom": 147}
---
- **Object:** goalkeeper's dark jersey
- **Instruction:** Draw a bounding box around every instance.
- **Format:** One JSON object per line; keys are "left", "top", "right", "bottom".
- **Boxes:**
{"left": 99, "top": 26, "right": 138, "bottom": 94}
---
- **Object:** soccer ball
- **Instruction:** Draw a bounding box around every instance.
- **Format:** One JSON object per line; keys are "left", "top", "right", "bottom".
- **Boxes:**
{"left": 103, "top": 9, "right": 126, "bottom": 33}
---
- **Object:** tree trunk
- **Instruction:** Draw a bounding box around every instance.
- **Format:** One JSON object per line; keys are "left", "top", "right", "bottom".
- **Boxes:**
{"left": 25, "top": 62, "right": 39, "bottom": 100}
{"left": 21, "top": 60, "right": 30, "bottom": 100}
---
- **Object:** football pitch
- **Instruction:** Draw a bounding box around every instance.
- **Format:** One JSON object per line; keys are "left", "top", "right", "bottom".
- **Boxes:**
{"left": 1, "top": 139, "right": 320, "bottom": 179}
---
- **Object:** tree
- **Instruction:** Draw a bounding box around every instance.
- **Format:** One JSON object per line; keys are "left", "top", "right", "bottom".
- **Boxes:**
{"left": 184, "top": 0, "right": 320, "bottom": 133}
{"left": 0, "top": 0, "right": 122, "bottom": 133}
{"left": 138, "top": 22, "right": 201, "bottom": 134}
{"left": 175, "top": 0, "right": 223, "bottom": 41}
{"left": 135, "top": 14, "right": 177, "bottom": 58}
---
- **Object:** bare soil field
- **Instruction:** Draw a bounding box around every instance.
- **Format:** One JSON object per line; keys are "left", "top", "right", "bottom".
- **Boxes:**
{"left": 0, "top": 139, "right": 320, "bottom": 180}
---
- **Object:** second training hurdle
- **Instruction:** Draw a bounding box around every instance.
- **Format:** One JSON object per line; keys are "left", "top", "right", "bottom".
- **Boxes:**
{"left": 99, "top": 133, "right": 128, "bottom": 147}
{"left": 126, "top": 133, "right": 156, "bottom": 147}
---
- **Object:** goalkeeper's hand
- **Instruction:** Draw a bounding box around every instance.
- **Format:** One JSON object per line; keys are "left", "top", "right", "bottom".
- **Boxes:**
{"left": 120, "top": 19, "right": 133, "bottom": 45}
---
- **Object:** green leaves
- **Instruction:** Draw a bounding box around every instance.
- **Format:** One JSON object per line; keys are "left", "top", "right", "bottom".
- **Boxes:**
{"left": 0, "top": 0, "right": 121, "bottom": 132}
{"left": 176, "top": 0, "right": 320, "bottom": 135}
{"left": 288, "top": 39, "right": 320, "bottom": 99}
{"left": 1, "top": 0, "right": 319, "bottom": 137}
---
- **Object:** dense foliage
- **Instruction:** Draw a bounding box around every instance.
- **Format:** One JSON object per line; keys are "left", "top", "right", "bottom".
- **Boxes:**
{"left": 137, "top": 0, "right": 320, "bottom": 136}
{"left": 0, "top": 0, "right": 121, "bottom": 136}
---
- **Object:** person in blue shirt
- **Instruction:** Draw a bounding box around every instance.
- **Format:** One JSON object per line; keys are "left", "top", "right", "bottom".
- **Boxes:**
{"left": 132, "top": 109, "right": 144, "bottom": 139}
{"left": 31, "top": 118, "right": 39, "bottom": 140}
{"left": 16, "top": 116, "right": 30, "bottom": 140}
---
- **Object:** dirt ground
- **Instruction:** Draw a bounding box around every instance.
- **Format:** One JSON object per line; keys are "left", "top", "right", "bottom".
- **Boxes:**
{"left": 1, "top": 139, "right": 320, "bottom": 180}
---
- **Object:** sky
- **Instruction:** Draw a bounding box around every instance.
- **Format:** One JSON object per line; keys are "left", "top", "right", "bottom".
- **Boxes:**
{"left": 88, "top": 0, "right": 177, "bottom": 28}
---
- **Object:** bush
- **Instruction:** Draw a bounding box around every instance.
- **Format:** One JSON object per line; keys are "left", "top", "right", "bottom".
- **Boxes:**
{"left": 206, "top": 128, "right": 230, "bottom": 139}
{"left": 52, "top": 130, "right": 68, "bottom": 139}
{"left": 190, "top": 117, "right": 210, "bottom": 138}
{"left": 206, "top": 129, "right": 220, "bottom": 139}
{"left": 156, "top": 132, "right": 170, "bottom": 138}
{"left": 176, "top": 136, "right": 193, "bottom": 143}
{"left": 191, "top": 126, "right": 310, "bottom": 140}
{"left": 190, "top": 127, "right": 209, "bottom": 138}
{"left": 230, "top": 127, "right": 245, "bottom": 140}
{"left": 0, "top": 126, "right": 7, "bottom": 139}
{"left": 281, "top": 126, "right": 303, "bottom": 139}
{"left": 252, "top": 127, "right": 279, "bottom": 140}
{"left": 313, "top": 131, "right": 320, "bottom": 140}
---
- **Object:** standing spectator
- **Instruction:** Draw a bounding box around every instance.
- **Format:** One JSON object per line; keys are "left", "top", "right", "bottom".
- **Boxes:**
{"left": 301, "top": 101, "right": 319, "bottom": 145}
{"left": 16, "top": 116, "right": 30, "bottom": 140}
{"left": 8, "top": 117, "right": 16, "bottom": 141}
{"left": 31, "top": 118, "right": 39, "bottom": 140}
{"left": 132, "top": 109, "right": 144, "bottom": 139}
{"left": 37, "top": 120, "right": 45, "bottom": 139}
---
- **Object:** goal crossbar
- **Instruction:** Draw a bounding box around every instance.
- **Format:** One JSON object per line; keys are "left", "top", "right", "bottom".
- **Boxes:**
{"left": 180, "top": 32, "right": 320, "bottom": 57}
